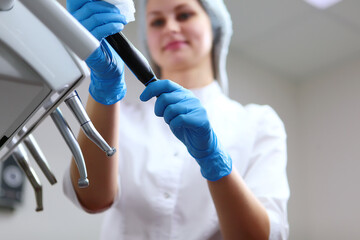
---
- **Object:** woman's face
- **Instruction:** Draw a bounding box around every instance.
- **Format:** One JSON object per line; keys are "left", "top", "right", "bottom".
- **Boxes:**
{"left": 146, "top": 0, "right": 213, "bottom": 73}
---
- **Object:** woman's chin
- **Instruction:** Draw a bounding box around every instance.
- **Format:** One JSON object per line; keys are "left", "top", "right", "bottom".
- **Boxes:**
{"left": 161, "top": 55, "right": 193, "bottom": 69}
{"left": 163, "top": 61, "right": 191, "bottom": 71}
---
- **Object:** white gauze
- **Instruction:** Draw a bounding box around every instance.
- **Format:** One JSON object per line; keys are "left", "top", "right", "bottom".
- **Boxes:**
{"left": 103, "top": 0, "right": 136, "bottom": 22}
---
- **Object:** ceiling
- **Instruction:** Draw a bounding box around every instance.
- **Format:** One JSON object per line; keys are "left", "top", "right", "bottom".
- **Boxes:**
{"left": 58, "top": 0, "right": 360, "bottom": 80}
{"left": 225, "top": 0, "right": 360, "bottom": 80}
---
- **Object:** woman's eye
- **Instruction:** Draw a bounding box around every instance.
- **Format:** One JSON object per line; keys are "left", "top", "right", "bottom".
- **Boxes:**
{"left": 150, "top": 19, "right": 165, "bottom": 27}
{"left": 177, "top": 12, "right": 193, "bottom": 21}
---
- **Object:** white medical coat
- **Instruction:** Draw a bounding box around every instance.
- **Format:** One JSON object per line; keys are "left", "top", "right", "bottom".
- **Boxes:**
{"left": 64, "top": 81, "right": 290, "bottom": 240}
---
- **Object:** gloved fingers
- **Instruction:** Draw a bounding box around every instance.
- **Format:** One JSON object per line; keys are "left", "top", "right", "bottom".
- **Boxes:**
{"left": 163, "top": 101, "right": 192, "bottom": 124}
{"left": 86, "top": 43, "right": 112, "bottom": 72}
{"left": 67, "top": 0, "right": 91, "bottom": 13}
{"left": 72, "top": 1, "right": 122, "bottom": 22}
{"left": 140, "top": 80, "right": 182, "bottom": 102}
{"left": 91, "top": 22, "right": 125, "bottom": 40}
{"left": 82, "top": 14, "right": 126, "bottom": 40}
{"left": 169, "top": 107, "right": 209, "bottom": 131}
{"left": 154, "top": 90, "right": 191, "bottom": 117}
{"left": 87, "top": 39, "right": 117, "bottom": 62}
{"left": 86, "top": 46, "right": 104, "bottom": 65}
{"left": 86, "top": 41, "right": 124, "bottom": 78}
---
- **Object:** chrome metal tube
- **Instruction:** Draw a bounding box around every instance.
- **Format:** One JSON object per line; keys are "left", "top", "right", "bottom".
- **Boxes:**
{"left": 50, "top": 108, "right": 89, "bottom": 188}
{"left": 10, "top": 142, "right": 43, "bottom": 212}
{"left": 65, "top": 91, "right": 116, "bottom": 156}
{"left": 19, "top": 128, "right": 57, "bottom": 185}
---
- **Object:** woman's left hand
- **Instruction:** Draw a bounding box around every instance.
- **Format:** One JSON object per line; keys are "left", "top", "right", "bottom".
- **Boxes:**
{"left": 140, "top": 80, "right": 232, "bottom": 181}
{"left": 67, "top": 0, "right": 127, "bottom": 105}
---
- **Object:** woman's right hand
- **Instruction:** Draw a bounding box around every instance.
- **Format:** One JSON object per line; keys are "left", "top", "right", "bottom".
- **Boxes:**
{"left": 67, "top": 0, "right": 128, "bottom": 105}
{"left": 140, "top": 80, "right": 232, "bottom": 181}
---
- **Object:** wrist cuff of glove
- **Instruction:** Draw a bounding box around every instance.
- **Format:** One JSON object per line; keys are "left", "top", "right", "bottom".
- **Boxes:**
{"left": 196, "top": 150, "right": 232, "bottom": 181}
{"left": 89, "top": 74, "right": 126, "bottom": 105}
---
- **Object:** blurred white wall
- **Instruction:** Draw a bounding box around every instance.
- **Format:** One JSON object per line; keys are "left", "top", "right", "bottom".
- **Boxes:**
{"left": 1, "top": 0, "right": 360, "bottom": 239}
{"left": 226, "top": 52, "right": 303, "bottom": 239}
{"left": 228, "top": 49, "right": 360, "bottom": 240}
{"left": 298, "top": 58, "right": 360, "bottom": 240}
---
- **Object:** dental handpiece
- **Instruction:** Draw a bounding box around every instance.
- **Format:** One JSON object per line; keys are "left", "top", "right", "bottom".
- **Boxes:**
{"left": 50, "top": 108, "right": 89, "bottom": 188}
{"left": 8, "top": 139, "right": 43, "bottom": 212}
{"left": 18, "top": 128, "right": 57, "bottom": 185}
{"left": 105, "top": 32, "right": 158, "bottom": 86}
{"left": 64, "top": 91, "right": 116, "bottom": 157}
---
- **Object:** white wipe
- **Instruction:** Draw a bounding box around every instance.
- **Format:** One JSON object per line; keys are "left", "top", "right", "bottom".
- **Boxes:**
{"left": 103, "top": 0, "right": 136, "bottom": 22}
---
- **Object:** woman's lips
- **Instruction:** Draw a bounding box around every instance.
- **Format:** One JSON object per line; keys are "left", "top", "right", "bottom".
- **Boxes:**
{"left": 164, "top": 41, "right": 187, "bottom": 51}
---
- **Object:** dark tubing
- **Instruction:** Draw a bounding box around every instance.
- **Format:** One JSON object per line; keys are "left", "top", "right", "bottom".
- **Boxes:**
{"left": 106, "top": 32, "right": 157, "bottom": 86}
{"left": 0, "top": 135, "right": 9, "bottom": 149}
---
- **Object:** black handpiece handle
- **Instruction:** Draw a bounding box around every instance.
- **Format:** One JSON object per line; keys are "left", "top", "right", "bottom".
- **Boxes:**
{"left": 105, "top": 32, "right": 157, "bottom": 86}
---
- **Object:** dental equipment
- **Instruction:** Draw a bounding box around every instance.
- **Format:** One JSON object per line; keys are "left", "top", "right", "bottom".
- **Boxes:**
{"left": 99, "top": 0, "right": 159, "bottom": 85}
{"left": 106, "top": 32, "right": 158, "bottom": 86}
{"left": 50, "top": 108, "right": 89, "bottom": 188}
{"left": 7, "top": 139, "right": 43, "bottom": 211}
{"left": 0, "top": 0, "right": 96, "bottom": 153}
{"left": 64, "top": 91, "right": 116, "bottom": 157}
{"left": 19, "top": 128, "right": 57, "bottom": 185}
{"left": 73, "top": 0, "right": 158, "bottom": 90}
{"left": 0, "top": 0, "right": 116, "bottom": 210}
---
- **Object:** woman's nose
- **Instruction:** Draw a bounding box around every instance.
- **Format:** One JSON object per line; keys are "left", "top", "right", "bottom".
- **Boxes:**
{"left": 164, "top": 18, "right": 181, "bottom": 33}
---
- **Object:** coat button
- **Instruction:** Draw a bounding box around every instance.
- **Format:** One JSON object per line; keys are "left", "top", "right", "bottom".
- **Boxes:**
{"left": 163, "top": 192, "right": 171, "bottom": 199}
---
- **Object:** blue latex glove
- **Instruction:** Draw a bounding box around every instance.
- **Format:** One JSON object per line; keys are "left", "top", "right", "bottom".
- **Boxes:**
{"left": 67, "top": 0, "right": 127, "bottom": 105}
{"left": 140, "top": 80, "right": 232, "bottom": 181}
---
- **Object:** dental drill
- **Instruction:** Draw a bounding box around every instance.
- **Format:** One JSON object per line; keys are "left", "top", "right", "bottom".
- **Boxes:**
{"left": 50, "top": 108, "right": 89, "bottom": 188}
{"left": 64, "top": 91, "right": 116, "bottom": 157}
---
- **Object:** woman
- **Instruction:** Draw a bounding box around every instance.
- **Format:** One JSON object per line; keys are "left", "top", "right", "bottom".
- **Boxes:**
{"left": 64, "top": 0, "right": 290, "bottom": 239}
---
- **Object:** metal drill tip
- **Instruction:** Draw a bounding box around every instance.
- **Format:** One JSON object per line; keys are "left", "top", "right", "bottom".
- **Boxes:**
{"left": 106, "top": 147, "right": 116, "bottom": 157}
{"left": 78, "top": 178, "right": 89, "bottom": 188}
{"left": 65, "top": 92, "right": 116, "bottom": 157}
{"left": 36, "top": 206, "right": 44, "bottom": 212}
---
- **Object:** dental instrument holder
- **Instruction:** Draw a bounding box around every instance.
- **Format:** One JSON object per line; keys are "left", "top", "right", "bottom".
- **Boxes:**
{"left": 21, "top": 0, "right": 117, "bottom": 161}
{"left": 0, "top": 0, "right": 99, "bottom": 153}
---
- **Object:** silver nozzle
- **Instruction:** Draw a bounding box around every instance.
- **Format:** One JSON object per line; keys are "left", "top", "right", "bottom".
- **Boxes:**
{"left": 19, "top": 128, "right": 57, "bottom": 185}
{"left": 10, "top": 142, "right": 43, "bottom": 212}
{"left": 81, "top": 123, "right": 116, "bottom": 157}
{"left": 65, "top": 91, "right": 116, "bottom": 156}
{"left": 50, "top": 108, "right": 89, "bottom": 188}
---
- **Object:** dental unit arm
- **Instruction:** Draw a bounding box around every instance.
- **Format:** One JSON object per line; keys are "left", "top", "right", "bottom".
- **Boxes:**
{"left": 0, "top": 0, "right": 116, "bottom": 210}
